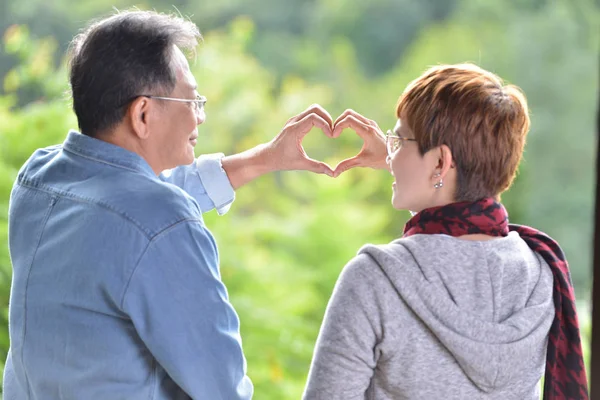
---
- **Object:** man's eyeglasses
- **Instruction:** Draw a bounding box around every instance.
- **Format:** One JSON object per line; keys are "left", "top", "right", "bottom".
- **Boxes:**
{"left": 140, "top": 94, "right": 207, "bottom": 113}
{"left": 385, "top": 130, "right": 417, "bottom": 156}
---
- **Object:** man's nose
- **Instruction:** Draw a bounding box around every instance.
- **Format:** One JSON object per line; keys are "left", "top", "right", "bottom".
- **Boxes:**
{"left": 196, "top": 109, "right": 206, "bottom": 125}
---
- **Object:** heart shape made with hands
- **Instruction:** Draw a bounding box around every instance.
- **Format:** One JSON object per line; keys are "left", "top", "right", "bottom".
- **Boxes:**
{"left": 297, "top": 110, "right": 387, "bottom": 177}
{"left": 300, "top": 125, "right": 363, "bottom": 174}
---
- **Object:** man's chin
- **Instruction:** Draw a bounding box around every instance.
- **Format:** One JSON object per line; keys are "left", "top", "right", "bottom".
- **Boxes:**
{"left": 184, "top": 154, "right": 195, "bottom": 165}
{"left": 170, "top": 154, "right": 195, "bottom": 169}
{"left": 184, "top": 148, "right": 196, "bottom": 164}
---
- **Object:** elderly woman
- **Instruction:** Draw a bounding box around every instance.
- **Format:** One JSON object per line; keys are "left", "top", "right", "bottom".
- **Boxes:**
{"left": 303, "top": 64, "right": 588, "bottom": 400}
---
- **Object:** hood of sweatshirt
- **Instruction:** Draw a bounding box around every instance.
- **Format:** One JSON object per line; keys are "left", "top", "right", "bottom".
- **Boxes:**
{"left": 359, "top": 231, "right": 555, "bottom": 392}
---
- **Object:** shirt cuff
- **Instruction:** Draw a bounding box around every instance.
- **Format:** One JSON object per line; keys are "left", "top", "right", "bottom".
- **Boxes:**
{"left": 195, "top": 153, "right": 235, "bottom": 215}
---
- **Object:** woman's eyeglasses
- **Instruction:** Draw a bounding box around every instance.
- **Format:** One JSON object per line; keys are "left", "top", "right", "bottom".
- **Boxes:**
{"left": 385, "top": 130, "right": 417, "bottom": 156}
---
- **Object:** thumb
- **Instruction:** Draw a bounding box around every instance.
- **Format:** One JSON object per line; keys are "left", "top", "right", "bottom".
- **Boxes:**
{"left": 333, "top": 157, "right": 362, "bottom": 178}
{"left": 302, "top": 157, "right": 334, "bottom": 177}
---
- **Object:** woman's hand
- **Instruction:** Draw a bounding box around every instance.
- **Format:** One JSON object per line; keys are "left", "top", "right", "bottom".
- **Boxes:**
{"left": 331, "top": 109, "right": 388, "bottom": 178}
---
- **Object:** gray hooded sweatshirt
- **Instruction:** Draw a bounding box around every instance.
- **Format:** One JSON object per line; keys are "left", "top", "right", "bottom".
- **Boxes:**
{"left": 303, "top": 232, "right": 555, "bottom": 400}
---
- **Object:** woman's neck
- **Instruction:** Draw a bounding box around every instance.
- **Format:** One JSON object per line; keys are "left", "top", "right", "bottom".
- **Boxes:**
{"left": 457, "top": 234, "right": 498, "bottom": 241}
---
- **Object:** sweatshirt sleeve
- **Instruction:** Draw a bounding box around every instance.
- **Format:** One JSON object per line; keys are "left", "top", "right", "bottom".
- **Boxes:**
{"left": 303, "top": 254, "right": 388, "bottom": 400}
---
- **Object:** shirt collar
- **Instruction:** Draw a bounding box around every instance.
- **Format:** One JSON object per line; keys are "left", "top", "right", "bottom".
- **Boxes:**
{"left": 62, "top": 130, "right": 157, "bottom": 178}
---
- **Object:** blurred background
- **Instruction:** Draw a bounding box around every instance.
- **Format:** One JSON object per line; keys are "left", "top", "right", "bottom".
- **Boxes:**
{"left": 0, "top": 0, "right": 598, "bottom": 398}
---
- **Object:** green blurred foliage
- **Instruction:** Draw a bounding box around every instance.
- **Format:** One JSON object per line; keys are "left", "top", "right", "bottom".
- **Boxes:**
{"left": 0, "top": 0, "right": 598, "bottom": 398}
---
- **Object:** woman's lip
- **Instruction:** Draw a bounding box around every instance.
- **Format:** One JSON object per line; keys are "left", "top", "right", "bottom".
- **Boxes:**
{"left": 189, "top": 138, "right": 197, "bottom": 146}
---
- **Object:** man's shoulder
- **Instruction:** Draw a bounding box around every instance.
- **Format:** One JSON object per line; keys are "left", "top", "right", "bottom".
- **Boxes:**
{"left": 17, "top": 144, "right": 203, "bottom": 239}
{"left": 17, "top": 144, "right": 63, "bottom": 179}
{"left": 93, "top": 171, "right": 204, "bottom": 238}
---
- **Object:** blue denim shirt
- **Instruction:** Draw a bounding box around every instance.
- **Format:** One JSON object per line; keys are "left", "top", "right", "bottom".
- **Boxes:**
{"left": 3, "top": 131, "right": 253, "bottom": 400}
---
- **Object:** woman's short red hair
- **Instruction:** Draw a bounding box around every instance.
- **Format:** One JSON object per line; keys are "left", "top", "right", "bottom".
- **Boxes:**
{"left": 396, "top": 63, "right": 530, "bottom": 201}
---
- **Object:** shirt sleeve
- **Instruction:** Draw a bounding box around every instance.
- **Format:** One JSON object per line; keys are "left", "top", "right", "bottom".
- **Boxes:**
{"left": 122, "top": 220, "right": 252, "bottom": 400}
{"left": 303, "top": 254, "right": 386, "bottom": 400}
{"left": 160, "top": 153, "right": 235, "bottom": 215}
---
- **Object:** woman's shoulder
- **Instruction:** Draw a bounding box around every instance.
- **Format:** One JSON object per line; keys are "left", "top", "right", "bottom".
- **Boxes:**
{"left": 357, "top": 234, "right": 459, "bottom": 267}
{"left": 356, "top": 232, "right": 551, "bottom": 284}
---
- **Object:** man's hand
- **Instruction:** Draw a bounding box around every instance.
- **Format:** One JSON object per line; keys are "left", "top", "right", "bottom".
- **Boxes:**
{"left": 221, "top": 104, "right": 335, "bottom": 190}
{"left": 264, "top": 104, "right": 335, "bottom": 176}
{"left": 331, "top": 109, "right": 388, "bottom": 178}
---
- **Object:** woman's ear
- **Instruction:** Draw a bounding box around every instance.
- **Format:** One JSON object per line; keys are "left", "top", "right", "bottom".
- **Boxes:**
{"left": 435, "top": 144, "right": 454, "bottom": 179}
{"left": 128, "top": 97, "right": 151, "bottom": 140}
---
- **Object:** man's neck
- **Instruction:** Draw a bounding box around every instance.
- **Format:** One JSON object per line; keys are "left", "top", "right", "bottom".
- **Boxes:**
{"left": 99, "top": 128, "right": 161, "bottom": 175}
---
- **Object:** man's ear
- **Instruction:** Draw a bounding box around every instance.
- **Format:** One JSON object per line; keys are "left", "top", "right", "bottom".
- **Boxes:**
{"left": 128, "top": 96, "right": 152, "bottom": 140}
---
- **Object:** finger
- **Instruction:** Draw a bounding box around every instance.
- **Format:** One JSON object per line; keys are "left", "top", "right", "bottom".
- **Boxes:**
{"left": 332, "top": 115, "right": 374, "bottom": 139}
{"left": 333, "top": 156, "right": 362, "bottom": 178}
{"left": 288, "top": 104, "right": 334, "bottom": 130}
{"left": 368, "top": 118, "right": 383, "bottom": 132}
{"left": 333, "top": 109, "right": 357, "bottom": 125}
{"left": 333, "top": 110, "right": 350, "bottom": 128}
{"left": 334, "top": 110, "right": 383, "bottom": 141}
{"left": 290, "top": 112, "right": 333, "bottom": 138}
{"left": 334, "top": 109, "right": 374, "bottom": 128}
{"left": 301, "top": 157, "right": 334, "bottom": 177}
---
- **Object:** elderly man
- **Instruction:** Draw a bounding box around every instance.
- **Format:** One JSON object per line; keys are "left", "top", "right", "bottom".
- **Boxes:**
{"left": 3, "top": 10, "right": 339, "bottom": 400}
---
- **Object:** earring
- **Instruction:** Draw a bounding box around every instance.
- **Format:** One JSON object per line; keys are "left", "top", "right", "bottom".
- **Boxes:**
{"left": 433, "top": 172, "right": 443, "bottom": 189}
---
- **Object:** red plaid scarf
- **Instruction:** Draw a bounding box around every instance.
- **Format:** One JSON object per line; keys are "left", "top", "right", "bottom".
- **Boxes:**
{"left": 403, "top": 198, "right": 589, "bottom": 399}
